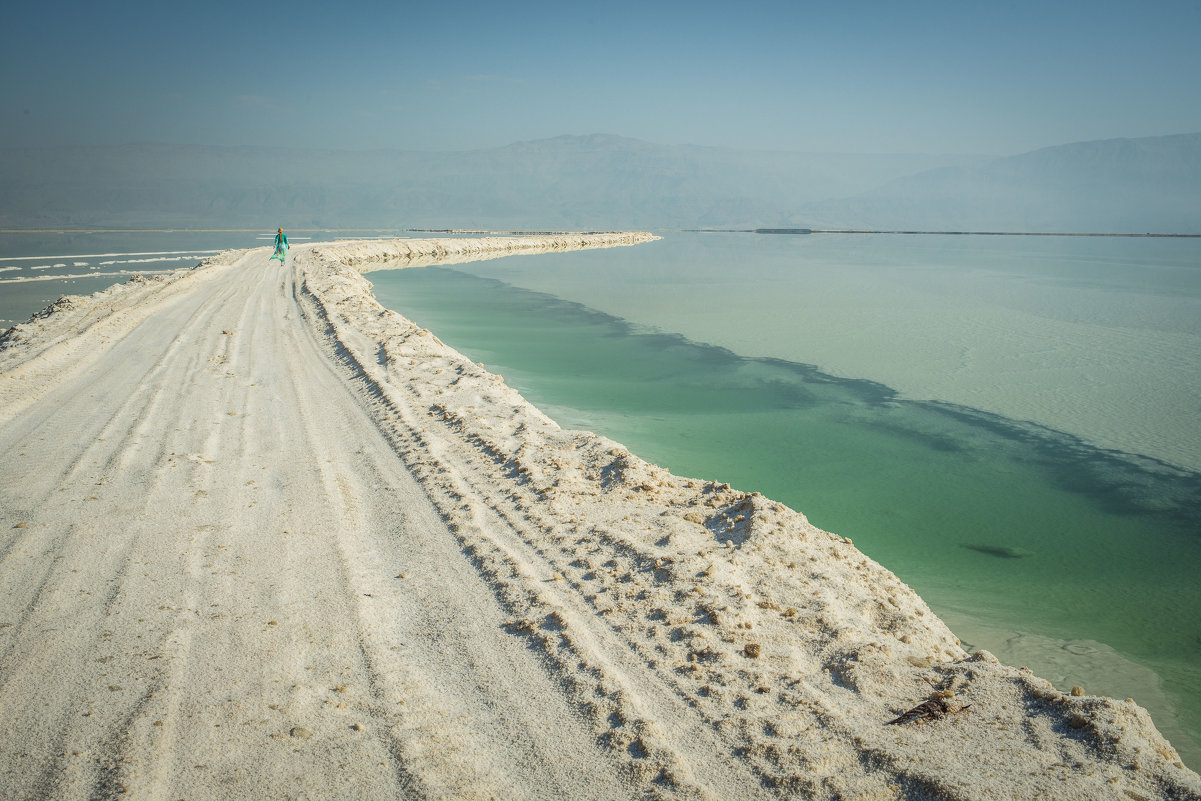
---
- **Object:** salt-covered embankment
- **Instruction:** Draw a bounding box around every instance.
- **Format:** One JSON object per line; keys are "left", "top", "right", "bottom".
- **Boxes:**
{"left": 0, "top": 235, "right": 1197, "bottom": 800}
{"left": 330, "top": 231, "right": 662, "bottom": 271}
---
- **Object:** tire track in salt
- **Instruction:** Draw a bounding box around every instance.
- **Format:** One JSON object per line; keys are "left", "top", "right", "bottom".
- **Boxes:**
{"left": 291, "top": 269, "right": 771, "bottom": 799}
{"left": 0, "top": 257, "right": 261, "bottom": 799}
{"left": 1, "top": 253, "right": 315, "bottom": 800}
{"left": 287, "top": 260, "right": 635, "bottom": 800}
{"left": 376, "top": 395, "right": 770, "bottom": 800}
{"left": 1, "top": 258, "right": 244, "bottom": 499}
{"left": 0, "top": 259, "right": 232, "bottom": 429}
{"left": 96, "top": 257, "right": 279, "bottom": 800}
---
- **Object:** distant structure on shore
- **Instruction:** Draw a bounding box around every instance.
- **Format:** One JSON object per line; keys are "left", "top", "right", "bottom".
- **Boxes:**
{"left": 753, "top": 228, "right": 813, "bottom": 234}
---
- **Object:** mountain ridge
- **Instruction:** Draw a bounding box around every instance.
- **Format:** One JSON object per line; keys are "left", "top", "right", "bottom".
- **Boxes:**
{"left": 1, "top": 133, "right": 1197, "bottom": 232}
{"left": 793, "top": 133, "right": 1201, "bottom": 232}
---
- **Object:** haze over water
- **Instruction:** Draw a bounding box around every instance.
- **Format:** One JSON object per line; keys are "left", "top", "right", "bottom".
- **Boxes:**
{"left": 367, "top": 232, "right": 1201, "bottom": 768}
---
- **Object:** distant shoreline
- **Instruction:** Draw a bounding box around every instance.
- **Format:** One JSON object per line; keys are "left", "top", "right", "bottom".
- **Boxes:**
{"left": 4, "top": 227, "right": 1199, "bottom": 239}
{"left": 0, "top": 228, "right": 649, "bottom": 236}
{"left": 691, "top": 227, "right": 1201, "bottom": 238}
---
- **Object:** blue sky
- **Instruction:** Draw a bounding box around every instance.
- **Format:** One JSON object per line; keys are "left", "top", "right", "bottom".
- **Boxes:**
{"left": 3, "top": 0, "right": 1199, "bottom": 155}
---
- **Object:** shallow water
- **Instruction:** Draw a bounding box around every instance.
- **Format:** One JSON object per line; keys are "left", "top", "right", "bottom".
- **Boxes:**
{"left": 0, "top": 231, "right": 254, "bottom": 327}
{"left": 451, "top": 232, "right": 1201, "bottom": 472}
{"left": 0, "top": 229, "right": 409, "bottom": 327}
{"left": 368, "top": 238, "right": 1201, "bottom": 768}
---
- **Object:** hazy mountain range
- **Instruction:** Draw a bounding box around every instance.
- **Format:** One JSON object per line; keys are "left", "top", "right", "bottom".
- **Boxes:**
{"left": 1, "top": 133, "right": 1198, "bottom": 233}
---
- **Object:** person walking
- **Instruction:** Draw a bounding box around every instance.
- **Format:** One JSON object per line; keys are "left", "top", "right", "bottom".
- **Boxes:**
{"left": 271, "top": 228, "right": 289, "bottom": 264}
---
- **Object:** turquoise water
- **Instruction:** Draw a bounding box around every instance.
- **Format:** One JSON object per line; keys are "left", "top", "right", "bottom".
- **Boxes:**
{"left": 449, "top": 233, "right": 1201, "bottom": 473}
{"left": 368, "top": 244, "right": 1201, "bottom": 768}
